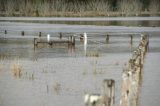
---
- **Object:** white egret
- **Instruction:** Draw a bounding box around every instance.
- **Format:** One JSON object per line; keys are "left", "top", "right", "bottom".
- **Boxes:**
{"left": 83, "top": 32, "right": 87, "bottom": 55}
{"left": 84, "top": 32, "right": 87, "bottom": 45}
{"left": 47, "top": 34, "right": 50, "bottom": 42}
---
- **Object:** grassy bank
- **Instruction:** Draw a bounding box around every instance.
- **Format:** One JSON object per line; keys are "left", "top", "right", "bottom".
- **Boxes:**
{"left": 0, "top": 0, "right": 159, "bottom": 17}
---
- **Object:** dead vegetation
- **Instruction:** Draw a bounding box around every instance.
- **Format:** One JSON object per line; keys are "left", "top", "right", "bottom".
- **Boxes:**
{"left": 53, "top": 82, "right": 61, "bottom": 94}
{"left": 1, "top": 0, "right": 158, "bottom": 17}
{"left": 10, "top": 60, "right": 22, "bottom": 78}
{"left": 86, "top": 52, "right": 100, "bottom": 57}
{"left": 0, "top": 54, "right": 9, "bottom": 60}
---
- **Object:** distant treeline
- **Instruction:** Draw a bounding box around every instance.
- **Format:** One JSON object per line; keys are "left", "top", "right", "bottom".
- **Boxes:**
{"left": 0, "top": 0, "right": 159, "bottom": 17}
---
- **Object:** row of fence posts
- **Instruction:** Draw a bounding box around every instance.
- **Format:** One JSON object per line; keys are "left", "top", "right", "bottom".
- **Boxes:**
{"left": 3, "top": 30, "right": 76, "bottom": 51}
{"left": 3, "top": 30, "right": 135, "bottom": 45}
{"left": 4, "top": 30, "right": 25, "bottom": 36}
{"left": 120, "top": 34, "right": 149, "bottom": 106}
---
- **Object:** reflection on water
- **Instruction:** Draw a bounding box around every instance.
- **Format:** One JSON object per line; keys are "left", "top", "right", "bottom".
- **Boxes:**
{"left": 1, "top": 20, "right": 160, "bottom": 27}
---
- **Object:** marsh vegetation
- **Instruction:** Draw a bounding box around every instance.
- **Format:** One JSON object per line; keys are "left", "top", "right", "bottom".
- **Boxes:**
{"left": 0, "top": 0, "right": 159, "bottom": 17}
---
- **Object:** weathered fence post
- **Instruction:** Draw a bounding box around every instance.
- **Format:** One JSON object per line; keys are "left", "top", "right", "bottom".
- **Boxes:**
{"left": 102, "top": 79, "right": 115, "bottom": 106}
{"left": 21, "top": 31, "right": 24, "bottom": 36}
{"left": 59, "top": 32, "right": 62, "bottom": 39}
{"left": 68, "top": 35, "right": 75, "bottom": 49}
{"left": 130, "top": 35, "right": 133, "bottom": 45}
{"left": 4, "top": 30, "right": 7, "bottom": 34}
{"left": 80, "top": 34, "right": 83, "bottom": 42}
{"left": 147, "top": 35, "right": 149, "bottom": 52}
{"left": 34, "top": 38, "right": 37, "bottom": 50}
{"left": 69, "top": 35, "right": 75, "bottom": 46}
{"left": 72, "top": 36, "right": 75, "bottom": 46}
{"left": 106, "top": 34, "right": 109, "bottom": 43}
{"left": 4, "top": 30, "right": 7, "bottom": 39}
{"left": 39, "top": 32, "right": 42, "bottom": 37}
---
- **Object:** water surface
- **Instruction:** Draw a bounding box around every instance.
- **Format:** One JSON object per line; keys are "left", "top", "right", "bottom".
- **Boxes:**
{"left": 0, "top": 17, "right": 160, "bottom": 106}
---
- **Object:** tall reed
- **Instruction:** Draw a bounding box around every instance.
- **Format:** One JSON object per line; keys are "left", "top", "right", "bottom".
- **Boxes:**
{"left": 149, "top": 0, "right": 160, "bottom": 16}
{"left": 5, "top": 0, "right": 15, "bottom": 16}
{"left": 1, "top": 0, "right": 159, "bottom": 17}
{"left": 11, "top": 60, "right": 22, "bottom": 78}
{"left": 117, "top": 0, "right": 142, "bottom": 16}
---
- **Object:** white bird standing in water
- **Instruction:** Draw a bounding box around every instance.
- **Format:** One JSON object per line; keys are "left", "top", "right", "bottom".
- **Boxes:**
{"left": 47, "top": 34, "right": 50, "bottom": 42}
{"left": 84, "top": 32, "right": 87, "bottom": 55}
{"left": 84, "top": 32, "right": 87, "bottom": 45}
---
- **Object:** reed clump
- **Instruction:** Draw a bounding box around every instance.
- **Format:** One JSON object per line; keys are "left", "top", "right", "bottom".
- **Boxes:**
{"left": 11, "top": 61, "right": 22, "bottom": 78}
{"left": 86, "top": 52, "right": 100, "bottom": 57}
{"left": 0, "top": 54, "right": 8, "bottom": 60}
{"left": 53, "top": 82, "right": 61, "bottom": 94}
{"left": 0, "top": 0, "right": 159, "bottom": 17}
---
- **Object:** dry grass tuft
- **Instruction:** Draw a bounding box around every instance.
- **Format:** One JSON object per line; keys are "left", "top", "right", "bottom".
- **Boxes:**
{"left": 11, "top": 61, "right": 22, "bottom": 78}
{"left": 29, "top": 73, "right": 34, "bottom": 80}
{"left": 53, "top": 82, "right": 61, "bottom": 94}
{"left": 93, "top": 68, "right": 105, "bottom": 75}
{"left": 93, "top": 68, "right": 97, "bottom": 75}
{"left": 82, "top": 69, "right": 87, "bottom": 75}
{"left": 0, "top": 54, "right": 8, "bottom": 60}
{"left": 86, "top": 52, "right": 100, "bottom": 57}
{"left": 115, "top": 62, "right": 119, "bottom": 66}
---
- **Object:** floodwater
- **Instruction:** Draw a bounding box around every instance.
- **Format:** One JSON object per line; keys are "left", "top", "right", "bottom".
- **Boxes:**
{"left": 0, "top": 17, "right": 160, "bottom": 106}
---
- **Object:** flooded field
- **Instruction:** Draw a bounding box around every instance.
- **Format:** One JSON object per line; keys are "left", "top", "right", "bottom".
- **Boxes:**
{"left": 0, "top": 17, "right": 160, "bottom": 106}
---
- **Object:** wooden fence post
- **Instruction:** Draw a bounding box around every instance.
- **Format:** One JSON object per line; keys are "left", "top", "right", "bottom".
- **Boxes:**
{"left": 4, "top": 30, "right": 7, "bottom": 39}
{"left": 59, "top": 32, "right": 62, "bottom": 39}
{"left": 21, "top": 31, "right": 24, "bottom": 36}
{"left": 130, "top": 35, "right": 133, "bottom": 45}
{"left": 34, "top": 38, "right": 37, "bottom": 50}
{"left": 106, "top": 34, "right": 109, "bottom": 43}
{"left": 102, "top": 79, "right": 115, "bottom": 106}
{"left": 39, "top": 32, "right": 42, "bottom": 37}
{"left": 5, "top": 30, "right": 7, "bottom": 34}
